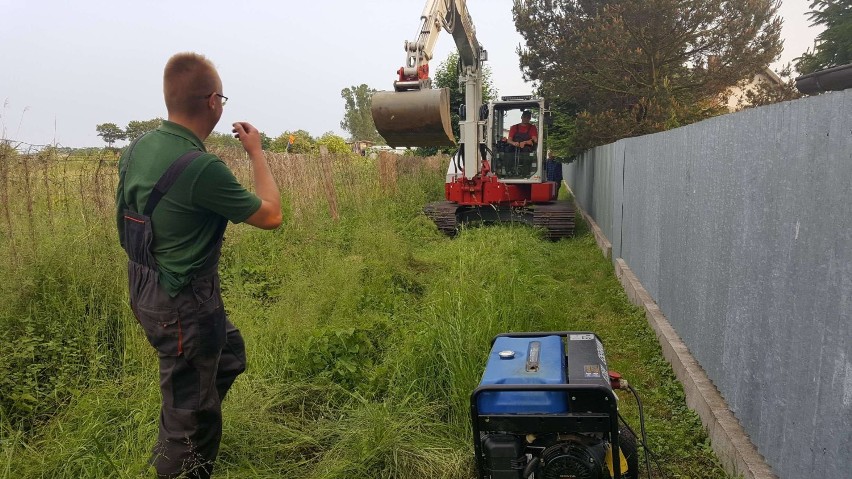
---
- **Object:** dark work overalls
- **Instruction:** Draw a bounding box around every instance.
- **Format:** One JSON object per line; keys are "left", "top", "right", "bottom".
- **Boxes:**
{"left": 511, "top": 123, "right": 535, "bottom": 153}
{"left": 510, "top": 123, "right": 536, "bottom": 176}
{"left": 120, "top": 147, "right": 246, "bottom": 479}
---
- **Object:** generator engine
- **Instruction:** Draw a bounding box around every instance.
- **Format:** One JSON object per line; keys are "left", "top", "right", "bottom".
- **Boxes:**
{"left": 471, "top": 332, "right": 638, "bottom": 479}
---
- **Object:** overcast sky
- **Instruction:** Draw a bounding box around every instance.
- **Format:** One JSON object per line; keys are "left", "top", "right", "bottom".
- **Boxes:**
{"left": 1, "top": 0, "right": 821, "bottom": 148}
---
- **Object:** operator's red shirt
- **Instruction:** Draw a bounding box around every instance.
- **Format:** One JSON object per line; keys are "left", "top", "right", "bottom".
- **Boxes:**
{"left": 508, "top": 123, "right": 538, "bottom": 142}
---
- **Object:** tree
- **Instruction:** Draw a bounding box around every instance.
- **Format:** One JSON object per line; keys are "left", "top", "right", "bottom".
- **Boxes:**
{"left": 416, "top": 51, "right": 498, "bottom": 155}
{"left": 96, "top": 123, "right": 126, "bottom": 148}
{"left": 270, "top": 130, "right": 316, "bottom": 154}
{"left": 124, "top": 118, "right": 163, "bottom": 141}
{"left": 205, "top": 130, "right": 271, "bottom": 150}
{"left": 739, "top": 64, "right": 802, "bottom": 109}
{"left": 340, "top": 84, "right": 382, "bottom": 143}
{"left": 205, "top": 131, "right": 241, "bottom": 149}
{"left": 259, "top": 131, "right": 272, "bottom": 151}
{"left": 795, "top": 0, "right": 852, "bottom": 75}
{"left": 316, "top": 132, "right": 351, "bottom": 155}
{"left": 544, "top": 100, "right": 580, "bottom": 159}
{"left": 513, "top": 0, "right": 783, "bottom": 154}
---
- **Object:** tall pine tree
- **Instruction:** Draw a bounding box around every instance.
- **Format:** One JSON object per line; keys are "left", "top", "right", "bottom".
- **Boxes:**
{"left": 513, "top": 0, "right": 783, "bottom": 153}
{"left": 795, "top": 0, "right": 852, "bottom": 74}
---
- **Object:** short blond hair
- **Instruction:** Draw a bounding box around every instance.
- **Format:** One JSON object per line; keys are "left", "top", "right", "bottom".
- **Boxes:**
{"left": 163, "top": 52, "right": 220, "bottom": 117}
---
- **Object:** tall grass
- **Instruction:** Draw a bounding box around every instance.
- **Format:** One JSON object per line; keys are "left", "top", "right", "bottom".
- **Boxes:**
{"left": 0, "top": 145, "right": 729, "bottom": 478}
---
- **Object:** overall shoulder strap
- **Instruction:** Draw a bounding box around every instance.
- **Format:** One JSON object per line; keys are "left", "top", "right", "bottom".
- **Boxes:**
{"left": 142, "top": 150, "right": 204, "bottom": 216}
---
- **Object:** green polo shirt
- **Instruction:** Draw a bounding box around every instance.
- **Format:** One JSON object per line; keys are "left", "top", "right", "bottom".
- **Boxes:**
{"left": 116, "top": 121, "right": 261, "bottom": 296}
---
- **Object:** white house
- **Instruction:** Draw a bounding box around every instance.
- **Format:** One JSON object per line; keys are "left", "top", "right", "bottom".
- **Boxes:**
{"left": 725, "top": 67, "right": 784, "bottom": 111}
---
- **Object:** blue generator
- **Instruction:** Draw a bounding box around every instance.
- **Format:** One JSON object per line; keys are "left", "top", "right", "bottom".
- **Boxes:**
{"left": 471, "top": 332, "right": 638, "bottom": 479}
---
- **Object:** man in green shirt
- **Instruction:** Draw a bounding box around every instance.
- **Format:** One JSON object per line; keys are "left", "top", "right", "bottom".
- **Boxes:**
{"left": 116, "top": 52, "right": 281, "bottom": 479}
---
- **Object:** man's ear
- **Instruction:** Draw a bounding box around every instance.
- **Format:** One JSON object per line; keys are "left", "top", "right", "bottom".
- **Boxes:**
{"left": 208, "top": 93, "right": 217, "bottom": 110}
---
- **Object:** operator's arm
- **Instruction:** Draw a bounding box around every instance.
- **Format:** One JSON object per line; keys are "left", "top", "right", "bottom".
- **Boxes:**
{"left": 520, "top": 125, "right": 537, "bottom": 148}
{"left": 508, "top": 125, "right": 518, "bottom": 146}
{"left": 233, "top": 122, "right": 282, "bottom": 230}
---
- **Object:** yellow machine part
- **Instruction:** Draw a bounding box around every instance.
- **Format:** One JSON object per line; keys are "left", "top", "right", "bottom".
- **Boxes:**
{"left": 371, "top": 88, "right": 456, "bottom": 148}
{"left": 605, "top": 443, "right": 630, "bottom": 476}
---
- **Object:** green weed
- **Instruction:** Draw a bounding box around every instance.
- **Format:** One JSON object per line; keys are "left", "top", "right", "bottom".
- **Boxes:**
{"left": 0, "top": 151, "right": 729, "bottom": 478}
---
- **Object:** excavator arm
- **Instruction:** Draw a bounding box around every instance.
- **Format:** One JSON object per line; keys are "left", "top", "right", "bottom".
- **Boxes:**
{"left": 393, "top": 0, "right": 449, "bottom": 92}
{"left": 391, "top": 0, "right": 481, "bottom": 91}
{"left": 372, "top": 0, "right": 486, "bottom": 180}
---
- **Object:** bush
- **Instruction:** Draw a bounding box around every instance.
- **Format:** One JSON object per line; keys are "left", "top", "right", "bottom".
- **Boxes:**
{"left": 0, "top": 221, "right": 128, "bottom": 431}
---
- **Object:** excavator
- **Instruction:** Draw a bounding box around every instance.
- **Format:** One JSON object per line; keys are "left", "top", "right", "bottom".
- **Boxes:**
{"left": 370, "top": 0, "right": 575, "bottom": 240}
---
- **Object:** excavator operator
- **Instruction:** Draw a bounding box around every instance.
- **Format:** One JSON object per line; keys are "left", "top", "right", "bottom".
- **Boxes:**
{"left": 507, "top": 110, "right": 538, "bottom": 152}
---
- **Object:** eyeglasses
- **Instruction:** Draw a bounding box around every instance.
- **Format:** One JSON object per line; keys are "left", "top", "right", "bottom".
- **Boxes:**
{"left": 207, "top": 92, "right": 228, "bottom": 106}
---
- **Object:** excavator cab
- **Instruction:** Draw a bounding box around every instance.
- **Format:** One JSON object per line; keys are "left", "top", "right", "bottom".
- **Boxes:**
{"left": 489, "top": 101, "right": 544, "bottom": 182}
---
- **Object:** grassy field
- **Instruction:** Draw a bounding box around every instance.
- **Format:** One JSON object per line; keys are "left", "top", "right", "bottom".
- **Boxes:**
{"left": 0, "top": 146, "right": 730, "bottom": 478}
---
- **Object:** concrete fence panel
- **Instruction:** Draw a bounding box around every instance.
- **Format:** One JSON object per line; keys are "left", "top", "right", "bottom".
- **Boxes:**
{"left": 564, "top": 89, "right": 852, "bottom": 478}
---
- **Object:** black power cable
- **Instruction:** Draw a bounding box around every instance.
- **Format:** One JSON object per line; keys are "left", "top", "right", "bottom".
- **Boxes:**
{"left": 619, "top": 413, "right": 659, "bottom": 479}
{"left": 627, "top": 384, "right": 653, "bottom": 478}
{"left": 616, "top": 384, "right": 669, "bottom": 479}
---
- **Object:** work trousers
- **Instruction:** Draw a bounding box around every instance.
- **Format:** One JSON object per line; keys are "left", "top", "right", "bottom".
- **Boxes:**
{"left": 129, "top": 262, "right": 246, "bottom": 479}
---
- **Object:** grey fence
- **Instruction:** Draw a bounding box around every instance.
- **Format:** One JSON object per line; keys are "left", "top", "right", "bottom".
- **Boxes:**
{"left": 565, "top": 90, "right": 851, "bottom": 479}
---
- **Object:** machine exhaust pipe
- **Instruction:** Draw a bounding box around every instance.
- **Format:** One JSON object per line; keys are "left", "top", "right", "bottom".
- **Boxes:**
{"left": 371, "top": 88, "right": 456, "bottom": 147}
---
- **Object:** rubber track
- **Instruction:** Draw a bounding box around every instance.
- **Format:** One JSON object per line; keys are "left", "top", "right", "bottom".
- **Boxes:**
{"left": 423, "top": 201, "right": 459, "bottom": 237}
{"left": 532, "top": 201, "right": 576, "bottom": 240}
{"left": 424, "top": 200, "right": 575, "bottom": 240}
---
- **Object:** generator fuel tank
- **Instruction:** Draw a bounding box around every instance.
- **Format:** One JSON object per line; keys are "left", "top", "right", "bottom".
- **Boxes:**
{"left": 477, "top": 335, "right": 567, "bottom": 414}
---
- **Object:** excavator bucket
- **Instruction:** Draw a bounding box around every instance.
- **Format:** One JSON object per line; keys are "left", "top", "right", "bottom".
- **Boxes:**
{"left": 371, "top": 88, "right": 456, "bottom": 147}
